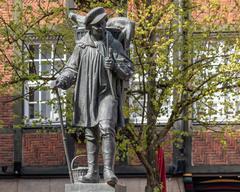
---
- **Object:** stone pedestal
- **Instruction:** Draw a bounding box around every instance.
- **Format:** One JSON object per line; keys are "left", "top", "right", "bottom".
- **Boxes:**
{"left": 65, "top": 183, "right": 127, "bottom": 192}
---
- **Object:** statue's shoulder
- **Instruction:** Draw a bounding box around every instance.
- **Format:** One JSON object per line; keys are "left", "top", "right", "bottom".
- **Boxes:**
{"left": 76, "top": 32, "right": 96, "bottom": 49}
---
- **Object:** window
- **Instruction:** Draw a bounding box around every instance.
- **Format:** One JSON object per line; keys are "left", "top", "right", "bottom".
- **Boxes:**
{"left": 129, "top": 81, "right": 147, "bottom": 124}
{"left": 23, "top": 37, "right": 67, "bottom": 125}
{"left": 129, "top": 72, "right": 173, "bottom": 124}
{"left": 193, "top": 39, "right": 240, "bottom": 123}
{"left": 129, "top": 87, "right": 173, "bottom": 124}
{"left": 129, "top": 43, "right": 174, "bottom": 124}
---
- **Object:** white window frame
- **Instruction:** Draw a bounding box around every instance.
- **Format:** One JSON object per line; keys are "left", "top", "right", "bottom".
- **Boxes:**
{"left": 23, "top": 40, "right": 67, "bottom": 126}
{"left": 193, "top": 39, "right": 240, "bottom": 123}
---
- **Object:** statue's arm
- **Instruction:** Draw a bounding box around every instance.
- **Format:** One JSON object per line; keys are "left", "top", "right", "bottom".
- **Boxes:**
{"left": 56, "top": 45, "right": 81, "bottom": 90}
{"left": 112, "top": 41, "right": 134, "bottom": 80}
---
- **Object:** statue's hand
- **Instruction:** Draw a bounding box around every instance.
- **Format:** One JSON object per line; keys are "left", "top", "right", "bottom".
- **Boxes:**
{"left": 104, "top": 57, "right": 114, "bottom": 70}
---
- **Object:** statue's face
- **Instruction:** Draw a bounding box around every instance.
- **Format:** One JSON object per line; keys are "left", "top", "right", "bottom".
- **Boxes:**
{"left": 91, "top": 18, "right": 107, "bottom": 39}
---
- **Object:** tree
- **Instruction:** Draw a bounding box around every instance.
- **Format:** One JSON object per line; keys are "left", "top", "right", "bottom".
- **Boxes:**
{"left": 1, "top": 0, "right": 240, "bottom": 192}
{"left": 121, "top": 0, "right": 240, "bottom": 191}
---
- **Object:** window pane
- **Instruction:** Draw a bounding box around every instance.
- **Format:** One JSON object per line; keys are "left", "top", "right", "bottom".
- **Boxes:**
{"left": 41, "top": 90, "right": 50, "bottom": 101}
{"left": 41, "top": 61, "right": 51, "bottom": 76}
{"left": 29, "top": 44, "right": 39, "bottom": 59}
{"left": 41, "top": 103, "right": 51, "bottom": 119}
{"left": 54, "top": 44, "right": 65, "bottom": 59}
{"left": 29, "top": 88, "right": 39, "bottom": 102}
{"left": 41, "top": 44, "right": 52, "bottom": 59}
{"left": 29, "top": 61, "right": 39, "bottom": 74}
{"left": 29, "top": 103, "right": 40, "bottom": 119}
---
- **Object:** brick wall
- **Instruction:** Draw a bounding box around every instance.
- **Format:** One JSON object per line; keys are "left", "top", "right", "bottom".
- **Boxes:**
{"left": 193, "top": 0, "right": 240, "bottom": 24}
{"left": 7, "top": 129, "right": 240, "bottom": 169}
{"left": 192, "top": 131, "right": 240, "bottom": 165}
{"left": 23, "top": 132, "right": 66, "bottom": 166}
{"left": 0, "top": 133, "right": 14, "bottom": 166}
{"left": 74, "top": 134, "right": 173, "bottom": 167}
{"left": 22, "top": 0, "right": 65, "bottom": 25}
{"left": 0, "top": 96, "right": 14, "bottom": 127}
{"left": 127, "top": 134, "right": 173, "bottom": 167}
{"left": 0, "top": 0, "right": 13, "bottom": 22}
{"left": 0, "top": 0, "right": 14, "bottom": 127}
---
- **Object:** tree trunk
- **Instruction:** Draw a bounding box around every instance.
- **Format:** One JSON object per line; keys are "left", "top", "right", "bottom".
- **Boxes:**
{"left": 135, "top": 150, "right": 162, "bottom": 192}
{"left": 145, "top": 173, "right": 162, "bottom": 192}
{"left": 143, "top": 155, "right": 162, "bottom": 192}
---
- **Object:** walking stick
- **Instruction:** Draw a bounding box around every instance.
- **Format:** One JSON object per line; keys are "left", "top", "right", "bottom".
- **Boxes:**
{"left": 54, "top": 88, "right": 74, "bottom": 183}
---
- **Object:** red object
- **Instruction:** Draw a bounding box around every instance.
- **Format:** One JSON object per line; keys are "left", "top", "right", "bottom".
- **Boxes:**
{"left": 157, "top": 148, "right": 167, "bottom": 192}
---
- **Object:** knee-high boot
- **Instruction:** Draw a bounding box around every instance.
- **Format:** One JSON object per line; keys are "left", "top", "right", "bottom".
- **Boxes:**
{"left": 102, "top": 135, "right": 118, "bottom": 186}
{"left": 79, "top": 139, "right": 100, "bottom": 183}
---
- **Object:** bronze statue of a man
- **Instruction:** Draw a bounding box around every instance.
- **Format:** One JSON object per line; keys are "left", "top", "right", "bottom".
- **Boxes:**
{"left": 54, "top": 7, "right": 134, "bottom": 185}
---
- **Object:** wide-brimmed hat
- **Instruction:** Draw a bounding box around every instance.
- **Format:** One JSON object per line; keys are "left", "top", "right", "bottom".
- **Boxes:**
{"left": 85, "top": 7, "right": 107, "bottom": 29}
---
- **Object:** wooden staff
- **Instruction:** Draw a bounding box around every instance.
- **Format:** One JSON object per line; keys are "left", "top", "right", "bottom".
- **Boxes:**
{"left": 55, "top": 88, "right": 74, "bottom": 183}
{"left": 106, "top": 33, "right": 116, "bottom": 100}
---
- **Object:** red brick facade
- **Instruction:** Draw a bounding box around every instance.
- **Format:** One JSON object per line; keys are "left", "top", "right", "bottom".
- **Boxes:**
{"left": 0, "top": 96, "right": 14, "bottom": 127}
{"left": 193, "top": 0, "right": 240, "bottom": 24}
{"left": 0, "top": 1, "right": 15, "bottom": 171}
{"left": 23, "top": 132, "right": 66, "bottom": 166}
{"left": 0, "top": 0, "right": 14, "bottom": 127}
{"left": 0, "top": 0, "right": 13, "bottom": 22}
{"left": 192, "top": 131, "right": 240, "bottom": 165}
{"left": 0, "top": 133, "right": 14, "bottom": 166}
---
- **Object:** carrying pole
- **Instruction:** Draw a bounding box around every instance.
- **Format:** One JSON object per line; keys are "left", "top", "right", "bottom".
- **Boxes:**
{"left": 55, "top": 88, "right": 74, "bottom": 183}
{"left": 106, "top": 33, "right": 116, "bottom": 100}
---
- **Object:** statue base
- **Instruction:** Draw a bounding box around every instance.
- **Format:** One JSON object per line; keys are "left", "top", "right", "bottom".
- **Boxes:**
{"left": 65, "top": 183, "right": 127, "bottom": 192}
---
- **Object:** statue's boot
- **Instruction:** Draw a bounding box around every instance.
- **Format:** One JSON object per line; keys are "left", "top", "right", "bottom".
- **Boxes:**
{"left": 102, "top": 135, "right": 118, "bottom": 186}
{"left": 79, "top": 139, "right": 100, "bottom": 183}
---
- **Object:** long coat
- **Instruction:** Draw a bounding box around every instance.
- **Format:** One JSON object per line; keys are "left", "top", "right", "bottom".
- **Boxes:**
{"left": 57, "top": 31, "right": 133, "bottom": 128}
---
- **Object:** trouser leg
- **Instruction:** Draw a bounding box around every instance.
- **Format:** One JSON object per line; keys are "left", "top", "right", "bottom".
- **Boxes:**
{"left": 79, "top": 127, "right": 100, "bottom": 183}
{"left": 99, "top": 120, "right": 118, "bottom": 186}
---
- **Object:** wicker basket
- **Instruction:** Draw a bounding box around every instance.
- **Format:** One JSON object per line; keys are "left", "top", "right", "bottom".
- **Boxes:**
{"left": 71, "top": 155, "right": 88, "bottom": 183}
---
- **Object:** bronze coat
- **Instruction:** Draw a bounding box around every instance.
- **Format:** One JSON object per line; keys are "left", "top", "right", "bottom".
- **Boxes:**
{"left": 57, "top": 31, "right": 133, "bottom": 128}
